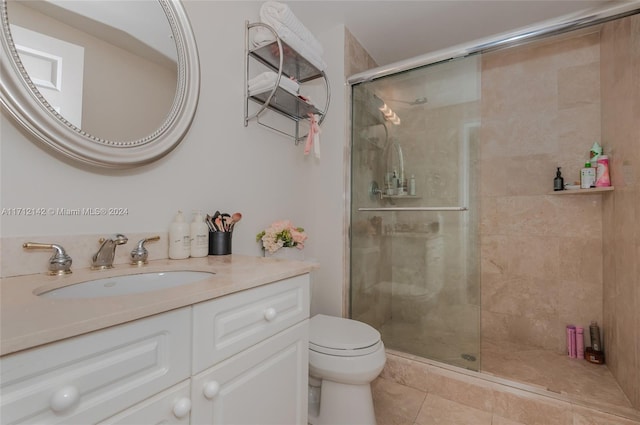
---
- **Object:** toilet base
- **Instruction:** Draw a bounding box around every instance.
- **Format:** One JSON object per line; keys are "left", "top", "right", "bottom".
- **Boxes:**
{"left": 308, "top": 379, "right": 376, "bottom": 425}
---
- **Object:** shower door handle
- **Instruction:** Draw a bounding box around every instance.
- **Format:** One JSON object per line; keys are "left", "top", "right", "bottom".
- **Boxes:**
{"left": 357, "top": 207, "right": 468, "bottom": 212}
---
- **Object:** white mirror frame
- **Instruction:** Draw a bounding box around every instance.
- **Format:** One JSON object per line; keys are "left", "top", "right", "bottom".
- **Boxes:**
{"left": 0, "top": 0, "right": 200, "bottom": 169}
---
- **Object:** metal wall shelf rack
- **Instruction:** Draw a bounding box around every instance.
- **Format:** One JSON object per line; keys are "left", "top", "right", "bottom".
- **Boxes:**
{"left": 244, "top": 21, "right": 330, "bottom": 144}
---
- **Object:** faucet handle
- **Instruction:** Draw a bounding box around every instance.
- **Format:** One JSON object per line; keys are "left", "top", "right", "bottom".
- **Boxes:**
{"left": 130, "top": 236, "right": 160, "bottom": 265}
{"left": 23, "top": 242, "right": 72, "bottom": 275}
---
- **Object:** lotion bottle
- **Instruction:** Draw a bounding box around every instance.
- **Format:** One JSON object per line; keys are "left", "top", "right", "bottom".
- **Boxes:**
{"left": 169, "top": 210, "right": 190, "bottom": 259}
{"left": 580, "top": 162, "right": 596, "bottom": 189}
{"left": 190, "top": 210, "right": 209, "bottom": 258}
{"left": 595, "top": 155, "right": 611, "bottom": 187}
{"left": 409, "top": 174, "right": 416, "bottom": 196}
{"left": 391, "top": 170, "right": 399, "bottom": 195}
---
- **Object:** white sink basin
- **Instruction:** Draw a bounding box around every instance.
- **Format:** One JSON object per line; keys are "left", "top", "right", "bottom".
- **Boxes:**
{"left": 38, "top": 271, "right": 215, "bottom": 299}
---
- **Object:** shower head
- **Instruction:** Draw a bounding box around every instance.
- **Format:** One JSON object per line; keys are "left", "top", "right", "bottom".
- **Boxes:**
{"left": 387, "top": 96, "right": 428, "bottom": 106}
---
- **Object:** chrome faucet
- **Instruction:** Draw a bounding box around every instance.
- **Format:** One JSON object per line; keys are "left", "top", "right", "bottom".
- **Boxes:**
{"left": 91, "top": 234, "right": 128, "bottom": 270}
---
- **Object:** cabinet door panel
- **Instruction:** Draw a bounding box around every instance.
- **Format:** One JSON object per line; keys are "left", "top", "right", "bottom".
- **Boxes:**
{"left": 191, "top": 320, "right": 309, "bottom": 425}
{"left": 0, "top": 308, "right": 190, "bottom": 425}
{"left": 192, "top": 274, "right": 309, "bottom": 374}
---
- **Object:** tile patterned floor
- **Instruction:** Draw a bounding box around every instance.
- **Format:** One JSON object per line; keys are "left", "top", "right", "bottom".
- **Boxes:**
{"left": 370, "top": 353, "right": 640, "bottom": 425}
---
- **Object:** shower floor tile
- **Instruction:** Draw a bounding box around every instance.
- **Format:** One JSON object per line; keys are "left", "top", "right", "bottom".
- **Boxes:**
{"left": 377, "top": 319, "right": 632, "bottom": 410}
{"left": 482, "top": 338, "right": 633, "bottom": 409}
{"left": 379, "top": 319, "right": 480, "bottom": 371}
{"left": 373, "top": 354, "right": 640, "bottom": 425}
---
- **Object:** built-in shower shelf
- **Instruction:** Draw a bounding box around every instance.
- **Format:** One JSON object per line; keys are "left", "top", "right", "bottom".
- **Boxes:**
{"left": 548, "top": 186, "right": 614, "bottom": 195}
{"left": 382, "top": 195, "right": 422, "bottom": 200}
{"left": 382, "top": 232, "right": 442, "bottom": 240}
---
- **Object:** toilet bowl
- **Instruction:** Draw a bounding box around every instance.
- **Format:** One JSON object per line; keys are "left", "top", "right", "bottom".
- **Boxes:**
{"left": 308, "top": 314, "right": 386, "bottom": 425}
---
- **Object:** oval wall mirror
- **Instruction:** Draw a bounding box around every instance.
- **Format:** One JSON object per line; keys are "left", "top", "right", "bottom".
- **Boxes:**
{"left": 0, "top": 0, "right": 200, "bottom": 168}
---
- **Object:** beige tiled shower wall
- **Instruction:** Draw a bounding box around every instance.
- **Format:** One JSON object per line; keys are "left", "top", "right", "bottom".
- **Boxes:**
{"left": 601, "top": 14, "right": 640, "bottom": 409}
{"left": 388, "top": 100, "right": 480, "bottom": 326}
{"left": 479, "top": 31, "right": 605, "bottom": 354}
{"left": 345, "top": 28, "right": 392, "bottom": 326}
{"left": 345, "top": 28, "right": 378, "bottom": 77}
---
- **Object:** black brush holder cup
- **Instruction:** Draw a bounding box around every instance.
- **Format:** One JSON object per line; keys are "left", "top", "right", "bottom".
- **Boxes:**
{"left": 209, "top": 232, "right": 232, "bottom": 255}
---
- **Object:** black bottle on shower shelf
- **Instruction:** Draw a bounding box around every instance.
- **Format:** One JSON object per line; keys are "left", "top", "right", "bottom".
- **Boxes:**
{"left": 589, "top": 321, "right": 602, "bottom": 352}
{"left": 554, "top": 167, "right": 564, "bottom": 191}
{"left": 586, "top": 320, "right": 605, "bottom": 364}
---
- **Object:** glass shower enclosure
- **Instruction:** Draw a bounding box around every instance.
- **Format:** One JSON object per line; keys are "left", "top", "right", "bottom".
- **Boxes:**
{"left": 350, "top": 55, "right": 481, "bottom": 370}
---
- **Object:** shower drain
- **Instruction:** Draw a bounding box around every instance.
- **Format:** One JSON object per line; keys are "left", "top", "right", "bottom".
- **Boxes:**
{"left": 461, "top": 353, "right": 477, "bottom": 362}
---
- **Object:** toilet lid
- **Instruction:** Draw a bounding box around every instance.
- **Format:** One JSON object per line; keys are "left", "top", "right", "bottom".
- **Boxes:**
{"left": 309, "top": 314, "right": 381, "bottom": 355}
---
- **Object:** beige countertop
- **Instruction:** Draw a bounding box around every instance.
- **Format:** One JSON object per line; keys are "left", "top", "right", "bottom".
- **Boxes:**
{"left": 0, "top": 254, "right": 318, "bottom": 357}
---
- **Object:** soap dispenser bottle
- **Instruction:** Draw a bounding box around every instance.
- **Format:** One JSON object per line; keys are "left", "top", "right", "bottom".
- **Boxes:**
{"left": 554, "top": 167, "right": 564, "bottom": 191}
{"left": 409, "top": 174, "right": 416, "bottom": 196}
{"left": 190, "top": 210, "right": 209, "bottom": 258}
{"left": 169, "top": 210, "right": 190, "bottom": 259}
{"left": 581, "top": 162, "right": 596, "bottom": 188}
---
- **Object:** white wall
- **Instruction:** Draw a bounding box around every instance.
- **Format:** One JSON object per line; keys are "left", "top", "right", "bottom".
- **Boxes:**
{"left": 0, "top": 1, "right": 347, "bottom": 316}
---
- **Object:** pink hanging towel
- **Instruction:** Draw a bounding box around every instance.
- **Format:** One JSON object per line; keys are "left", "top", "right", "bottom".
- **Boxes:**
{"left": 304, "top": 113, "right": 321, "bottom": 159}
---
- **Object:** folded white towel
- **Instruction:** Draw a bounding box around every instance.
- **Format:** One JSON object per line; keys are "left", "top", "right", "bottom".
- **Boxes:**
{"left": 253, "top": 28, "right": 327, "bottom": 72}
{"left": 248, "top": 71, "right": 299, "bottom": 96}
{"left": 260, "top": 1, "right": 323, "bottom": 56}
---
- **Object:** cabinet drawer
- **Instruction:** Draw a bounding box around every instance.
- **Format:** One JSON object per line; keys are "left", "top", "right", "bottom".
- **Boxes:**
{"left": 0, "top": 308, "right": 191, "bottom": 425}
{"left": 98, "top": 380, "right": 191, "bottom": 425}
{"left": 192, "top": 274, "right": 310, "bottom": 374}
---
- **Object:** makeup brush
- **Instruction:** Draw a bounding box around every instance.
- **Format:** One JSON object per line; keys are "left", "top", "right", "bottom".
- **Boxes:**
{"left": 221, "top": 213, "right": 231, "bottom": 231}
{"left": 215, "top": 216, "right": 224, "bottom": 232}
{"left": 206, "top": 214, "right": 216, "bottom": 232}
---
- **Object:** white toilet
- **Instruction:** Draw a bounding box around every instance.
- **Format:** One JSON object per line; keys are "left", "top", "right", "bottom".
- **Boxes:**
{"left": 308, "top": 314, "right": 386, "bottom": 425}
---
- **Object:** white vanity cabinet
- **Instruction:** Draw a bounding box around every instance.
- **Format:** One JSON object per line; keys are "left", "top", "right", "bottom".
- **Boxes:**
{"left": 0, "top": 273, "right": 311, "bottom": 425}
{"left": 190, "top": 274, "right": 310, "bottom": 424}
{"left": 0, "top": 308, "right": 192, "bottom": 425}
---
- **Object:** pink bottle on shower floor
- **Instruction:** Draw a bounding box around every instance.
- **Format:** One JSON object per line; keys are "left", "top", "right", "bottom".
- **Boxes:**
{"left": 576, "top": 326, "right": 585, "bottom": 359}
{"left": 566, "top": 325, "right": 576, "bottom": 358}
